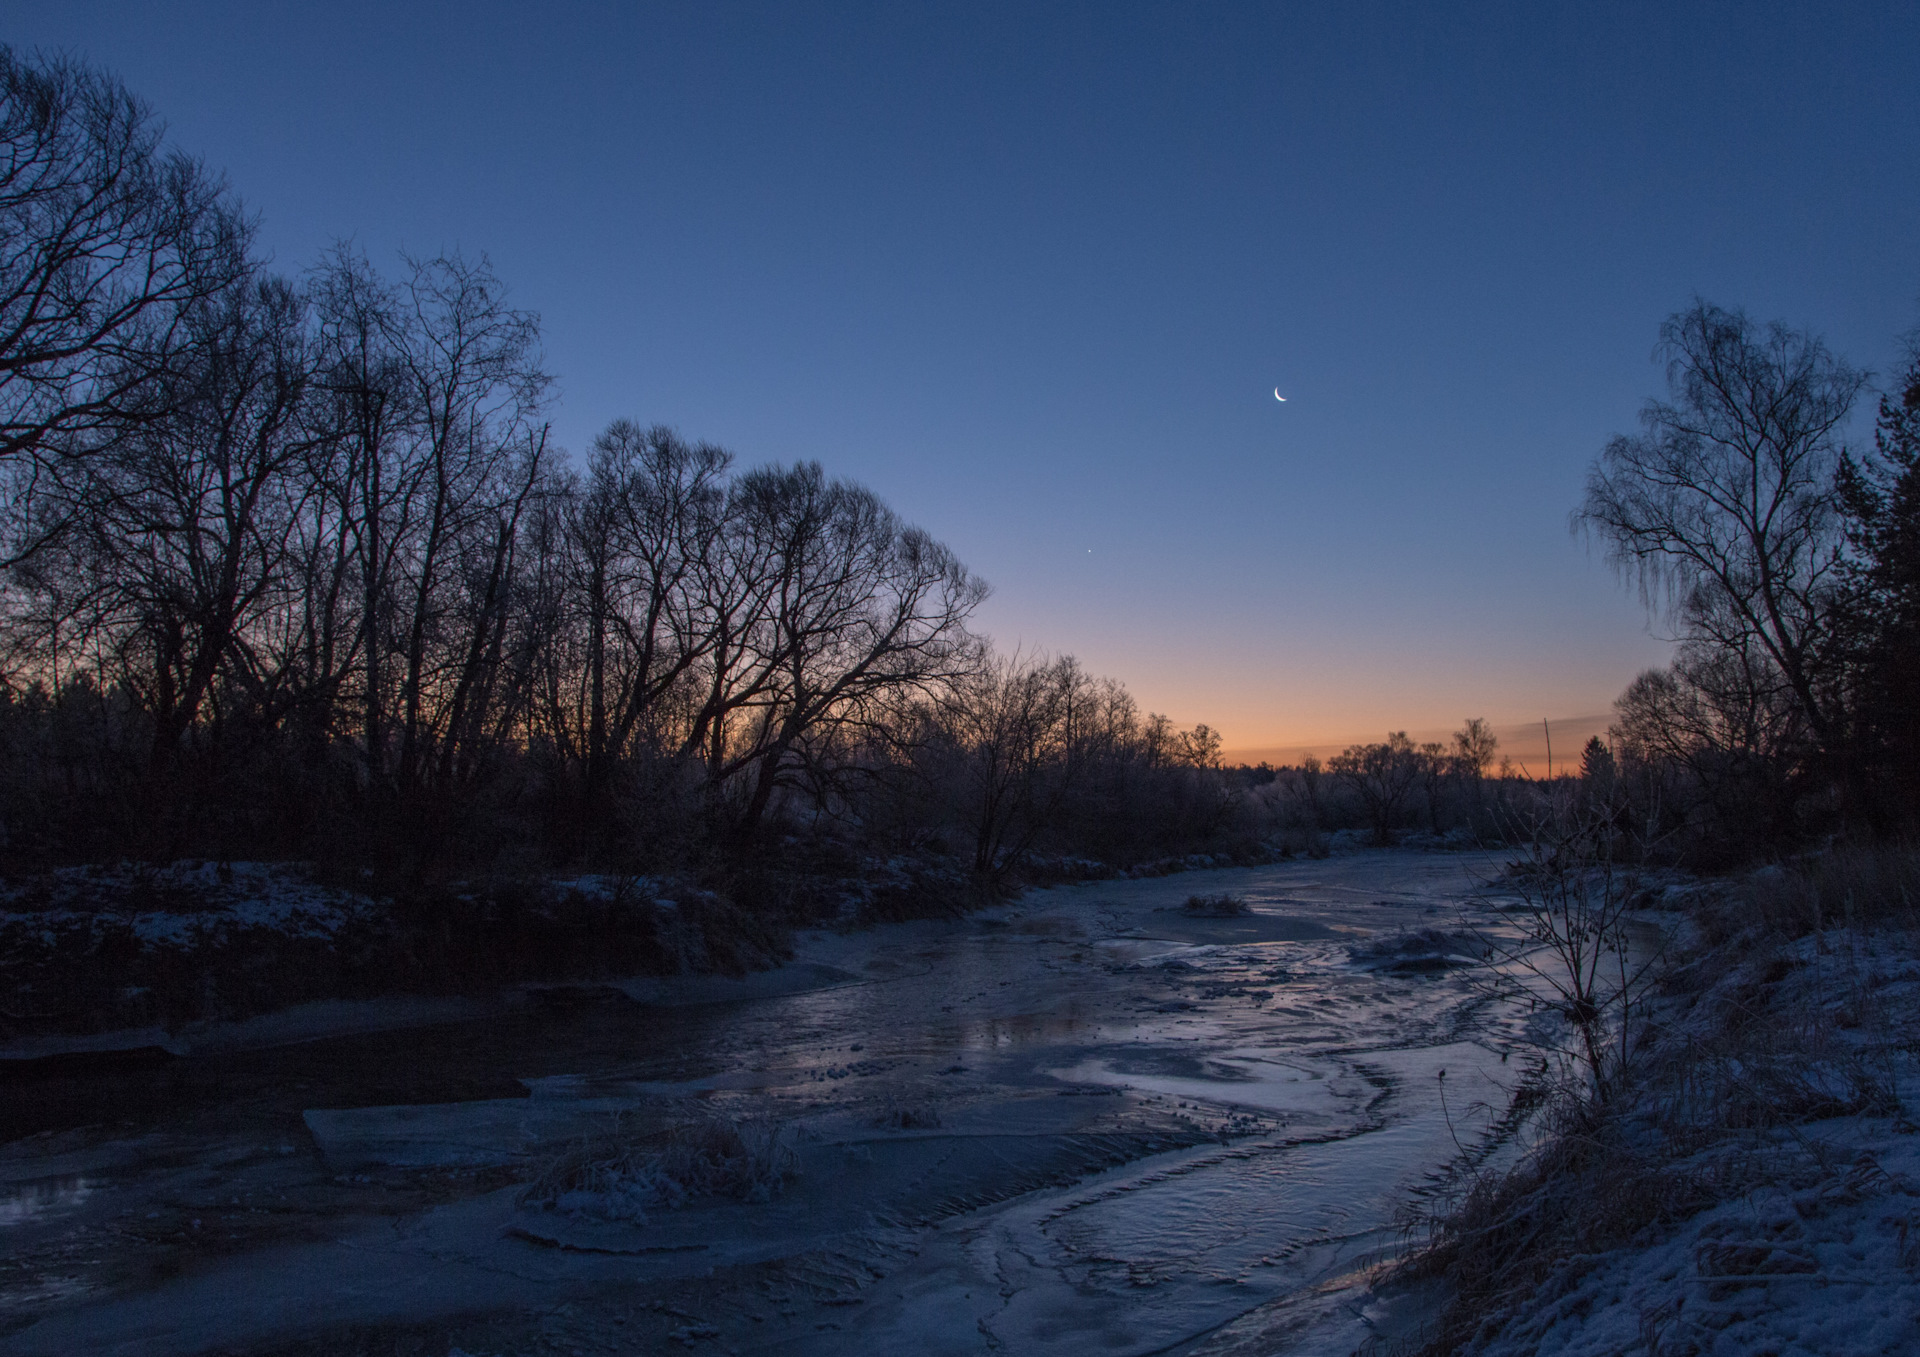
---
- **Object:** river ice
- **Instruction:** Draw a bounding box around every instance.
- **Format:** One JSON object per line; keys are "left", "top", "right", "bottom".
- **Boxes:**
{"left": 0, "top": 850, "right": 1539, "bottom": 1355}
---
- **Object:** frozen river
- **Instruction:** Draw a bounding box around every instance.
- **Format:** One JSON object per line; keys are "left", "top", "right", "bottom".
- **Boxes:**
{"left": 1, "top": 850, "right": 1536, "bottom": 1356}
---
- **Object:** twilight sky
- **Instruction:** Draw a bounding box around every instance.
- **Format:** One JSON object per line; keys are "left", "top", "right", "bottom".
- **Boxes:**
{"left": 8, "top": 2, "right": 1917, "bottom": 760}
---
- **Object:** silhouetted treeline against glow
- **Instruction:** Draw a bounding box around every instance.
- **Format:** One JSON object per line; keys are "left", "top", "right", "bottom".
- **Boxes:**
{"left": 1578, "top": 303, "right": 1920, "bottom": 861}
{"left": 0, "top": 48, "right": 1238, "bottom": 881}
{"left": 1229, "top": 719, "right": 1535, "bottom": 851}
{"left": 2, "top": 50, "right": 1911, "bottom": 885}
{"left": 1285, "top": 305, "right": 1920, "bottom": 862}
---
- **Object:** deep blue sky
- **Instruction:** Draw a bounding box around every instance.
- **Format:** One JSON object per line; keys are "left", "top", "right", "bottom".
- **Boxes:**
{"left": 9, "top": 2, "right": 1917, "bottom": 756}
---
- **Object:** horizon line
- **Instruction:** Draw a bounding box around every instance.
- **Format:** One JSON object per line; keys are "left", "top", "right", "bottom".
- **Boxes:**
{"left": 1222, "top": 712, "right": 1615, "bottom": 772}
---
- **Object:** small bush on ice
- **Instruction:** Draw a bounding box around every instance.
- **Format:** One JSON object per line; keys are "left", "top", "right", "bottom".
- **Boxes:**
{"left": 521, "top": 1114, "right": 797, "bottom": 1222}
{"left": 1180, "top": 892, "right": 1250, "bottom": 917}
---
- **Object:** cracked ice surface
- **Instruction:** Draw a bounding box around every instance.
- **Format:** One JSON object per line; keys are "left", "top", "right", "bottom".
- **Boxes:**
{"left": 1, "top": 850, "right": 1538, "bottom": 1356}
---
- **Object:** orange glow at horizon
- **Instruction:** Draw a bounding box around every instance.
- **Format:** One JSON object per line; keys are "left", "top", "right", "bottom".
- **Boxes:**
{"left": 1221, "top": 713, "right": 1616, "bottom": 773}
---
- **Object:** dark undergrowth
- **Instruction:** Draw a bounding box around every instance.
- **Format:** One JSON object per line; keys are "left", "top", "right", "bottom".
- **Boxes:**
{"left": 0, "top": 873, "right": 790, "bottom": 1040}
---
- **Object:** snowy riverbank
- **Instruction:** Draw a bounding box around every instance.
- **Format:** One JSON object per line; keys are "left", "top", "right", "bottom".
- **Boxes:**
{"left": 1404, "top": 851, "right": 1920, "bottom": 1356}
{"left": 0, "top": 845, "right": 1327, "bottom": 1058}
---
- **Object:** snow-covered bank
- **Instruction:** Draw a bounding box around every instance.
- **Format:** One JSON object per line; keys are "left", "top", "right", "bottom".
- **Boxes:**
{"left": 0, "top": 842, "right": 1344, "bottom": 1059}
{"left": 1405, "top": 854, "right": 1920, "bottom": 1356}
{"left": 0, "top": 860, "right": 795, "bottom": 1053}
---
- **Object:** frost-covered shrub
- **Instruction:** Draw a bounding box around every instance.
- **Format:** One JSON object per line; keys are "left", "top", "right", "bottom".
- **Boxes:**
{"left": 520, "top": 1115, "right": 798, "bottom": 1223}
{"left": 870, "top": 1093, "right": 943, "bottom": 1130}
{"left": 1180, "top": 892, "right": 1251, "bottom": 917}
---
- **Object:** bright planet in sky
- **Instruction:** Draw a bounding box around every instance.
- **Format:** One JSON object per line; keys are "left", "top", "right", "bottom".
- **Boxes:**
{"left": 1273, "top": 388, "right": 1286, "bottom": 401}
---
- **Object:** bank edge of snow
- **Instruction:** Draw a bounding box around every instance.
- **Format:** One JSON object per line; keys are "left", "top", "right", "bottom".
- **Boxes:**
{"left": 1466, "top": 924, "right": 1920, "bottom": 1357}
{"left": 0, "top": 862, "right": 687, "bottom": 1058}
{"left": 0, "top": 859, "right": 380, "bottom": 947}
{"left": 1478, "top": 1120, "right": 1919, "bottom": 1356}
{"left": 0, "top": 861, "right": 702, "bottom": 947}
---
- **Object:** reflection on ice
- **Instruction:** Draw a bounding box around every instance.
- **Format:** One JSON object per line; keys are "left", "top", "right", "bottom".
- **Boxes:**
{"left": 0, "top": 1177, "right": 93, "bottom": 1228}
{"left": 951, "top": 1011, "right": 1107, "bottom": 1051}
{"left": 1090, "top": 937, "right": 1191, "bottom": 965}
{"left": 1050, "top": 1051, "right": 1354, "bottom": 1119}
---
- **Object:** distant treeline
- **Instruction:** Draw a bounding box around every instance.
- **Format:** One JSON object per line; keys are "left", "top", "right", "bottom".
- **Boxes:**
{"left": 1223, "top": 720, "right": 1546, "bottom": 851}
{"left": 0, "top": 47, "right": 1243, "bottom": 884}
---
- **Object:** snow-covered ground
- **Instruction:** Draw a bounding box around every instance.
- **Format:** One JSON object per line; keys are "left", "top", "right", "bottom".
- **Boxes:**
{"left": 0, "top": 861, "right": 727, "bottom": 1055}
{"left": 1452, "top": 921, "right": 1920, "bottom": 1357}
{"left": 0, "top": 860, "right": 378, "bottom": 949}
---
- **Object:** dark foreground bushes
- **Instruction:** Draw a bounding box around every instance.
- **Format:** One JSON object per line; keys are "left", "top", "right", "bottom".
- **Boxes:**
{"left": 0, "top": 866, "right": 790, "bottom": 1038}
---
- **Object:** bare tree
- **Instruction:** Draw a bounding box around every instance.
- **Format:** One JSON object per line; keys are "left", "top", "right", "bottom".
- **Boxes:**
{"left": 1447, "top": 716, "right": 1499, "bottom": 831}
{"left": 938, "top": 652, "right": 1092, "bottom": 879}
{"left": 1330, "top": 731, "right": 1423, "bottom": 844}
{"left": 1611, "top": 637, "right": 1805, "bottom": 839}
{"left": 1412, "top": 739, "right": 1448, "bottom": 832}
{"left": 308, "top": 246, "right": 406, "bottom": 780}
{"left": 1176, "top": 722, "right": 1223, "bottom": 769}
{"left": 1465, "top": 800, "right": 1661, "bottom": 1100}
{"left": 1290, "top": 752, "right": 1326, "bottom": 828}
{"left": 1578, "top": 303, "right": 1866, "bottom": 757}
{"left": 384, "top": 254, "right": 549, "bottom": 791}
{"left": 1452, "top": 717, "right": 1497, "bottom": 776}
{"left": 560, "top": 421, "right": 729, "bottom": 798}
{"left": 17, "top": 267, "right": 316, "bottom": 776}
{"left": 712, "top": 463, "right": 987, "bottom": 827}
{"left": 0, "top": 47, "right": 248, "bottom": 562}
{"left": 307, "top": 248, "right": 550, "bottom": 793}
{"left": 523, "top": 446, "right": 990, "bottom": 838}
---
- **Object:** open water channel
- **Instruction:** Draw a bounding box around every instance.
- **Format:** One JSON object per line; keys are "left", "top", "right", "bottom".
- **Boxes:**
{"left": 0, "top": 850, "right": 1540, "bottom": 1356}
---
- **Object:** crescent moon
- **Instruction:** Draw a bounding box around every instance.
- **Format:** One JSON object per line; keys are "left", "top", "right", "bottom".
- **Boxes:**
{"left": 1273, "top": 388, "right": 1286, "bottom": 402}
